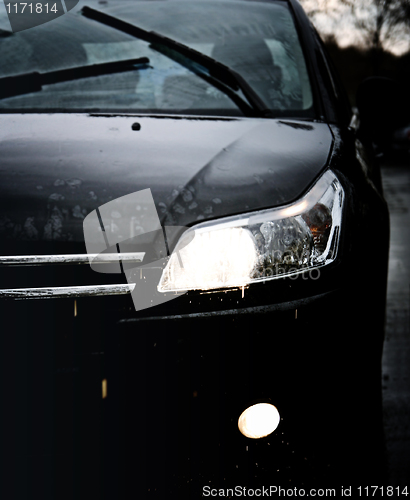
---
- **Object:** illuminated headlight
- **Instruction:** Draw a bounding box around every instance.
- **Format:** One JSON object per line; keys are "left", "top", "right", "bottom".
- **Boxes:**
{"left": 158, "top": 170, "right": 344, "bottom": 292}
{"left": 238, "top": 403, "right": 280, "bottom": 439}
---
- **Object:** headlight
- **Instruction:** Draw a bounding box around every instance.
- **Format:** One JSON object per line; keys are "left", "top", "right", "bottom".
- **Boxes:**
{"left": 158, "top": 170, "right": 344, "bottom": 292}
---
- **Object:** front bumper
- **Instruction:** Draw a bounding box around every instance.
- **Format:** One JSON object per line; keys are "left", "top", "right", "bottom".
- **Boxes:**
{"left": 0, "top": 257, "right": 388, "bottom": 499}
{"left": 105, "top": 282, "right": 385, "bottom": 496}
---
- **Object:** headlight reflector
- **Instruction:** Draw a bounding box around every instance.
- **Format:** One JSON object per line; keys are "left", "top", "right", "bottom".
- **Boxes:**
{"left": 158, "top": 170, "right": 344, "bottom": 292}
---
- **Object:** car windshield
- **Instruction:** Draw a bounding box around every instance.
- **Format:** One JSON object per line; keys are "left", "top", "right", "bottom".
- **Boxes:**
{"left": 0, "top": 0, "right": 315, "bottom": 118}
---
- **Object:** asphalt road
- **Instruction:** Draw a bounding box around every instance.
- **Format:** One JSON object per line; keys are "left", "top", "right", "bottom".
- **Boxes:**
{"left": 381, "top": 157, "right": 410, "bottom": 487}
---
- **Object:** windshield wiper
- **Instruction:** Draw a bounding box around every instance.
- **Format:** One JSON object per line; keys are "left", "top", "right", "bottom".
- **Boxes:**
{"left": 81, "top": 6, "right": 272, "bottom": 118}
{"left": 0, "top": 57, "right": 150, "bottom": 100}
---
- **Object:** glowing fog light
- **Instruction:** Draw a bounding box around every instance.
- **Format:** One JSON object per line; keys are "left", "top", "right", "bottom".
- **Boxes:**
{"left": 238, "top": 403, "right": 280, "bottom": 439}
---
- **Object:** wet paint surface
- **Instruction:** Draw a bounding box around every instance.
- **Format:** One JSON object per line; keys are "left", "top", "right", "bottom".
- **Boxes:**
{"left": 0, "top": 113, "right": 332, "bottom": 244}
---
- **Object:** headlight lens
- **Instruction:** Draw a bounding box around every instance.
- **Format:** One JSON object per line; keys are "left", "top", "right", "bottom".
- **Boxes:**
{"left": 158, "top": 170, "right": 344, "bottom": 292}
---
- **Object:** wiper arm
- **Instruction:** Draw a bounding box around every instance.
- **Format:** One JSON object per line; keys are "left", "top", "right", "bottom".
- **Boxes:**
{"left": 0, "top": 57, "right": 150, "bottom": 100}
{"left": 81, "top": 6, "right": 272, "bottom": 118}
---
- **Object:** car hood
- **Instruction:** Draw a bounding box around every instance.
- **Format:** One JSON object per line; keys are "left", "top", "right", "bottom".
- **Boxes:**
{"left": 0, "top": 113, "right": 332, "bottom": 247}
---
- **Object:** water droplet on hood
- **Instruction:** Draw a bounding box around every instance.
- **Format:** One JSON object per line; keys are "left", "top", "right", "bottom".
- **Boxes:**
{"left": 72, "top": 205, "right": 85, "bottom": 219}
{"left": 49, "top": 193, "right": 65, "bottom": 201}
{"left": 66, "top": 178, "right": 82, "bottom": 189}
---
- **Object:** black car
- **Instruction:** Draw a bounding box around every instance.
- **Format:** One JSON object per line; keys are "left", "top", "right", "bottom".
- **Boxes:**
{"left": 0, "top": 0, "right": 390, "bottom": 498}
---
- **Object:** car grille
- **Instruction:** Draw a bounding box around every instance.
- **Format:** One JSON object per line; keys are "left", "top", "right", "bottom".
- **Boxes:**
{"left": 0, "top": 252, "right": 144, "bottom": 299}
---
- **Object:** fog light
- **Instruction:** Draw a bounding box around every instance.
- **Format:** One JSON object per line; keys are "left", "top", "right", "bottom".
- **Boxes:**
{"left": 238, "top": 403, "right": 280, "bottom": 439}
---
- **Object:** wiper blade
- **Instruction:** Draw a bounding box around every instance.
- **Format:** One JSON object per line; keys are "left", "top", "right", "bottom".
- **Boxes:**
{"left": 0, "top": 57, "right": 150, "bottom": 100}
{"left": 81, "top": 6, "right": 272, "bottom": 118}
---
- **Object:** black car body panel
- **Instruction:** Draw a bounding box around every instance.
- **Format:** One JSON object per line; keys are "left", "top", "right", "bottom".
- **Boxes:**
{"left": 0, "top": 0, "right": 390, "bottom": 497}
{"left": 0, "top": 114, "right": 332, "bottom": 242}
